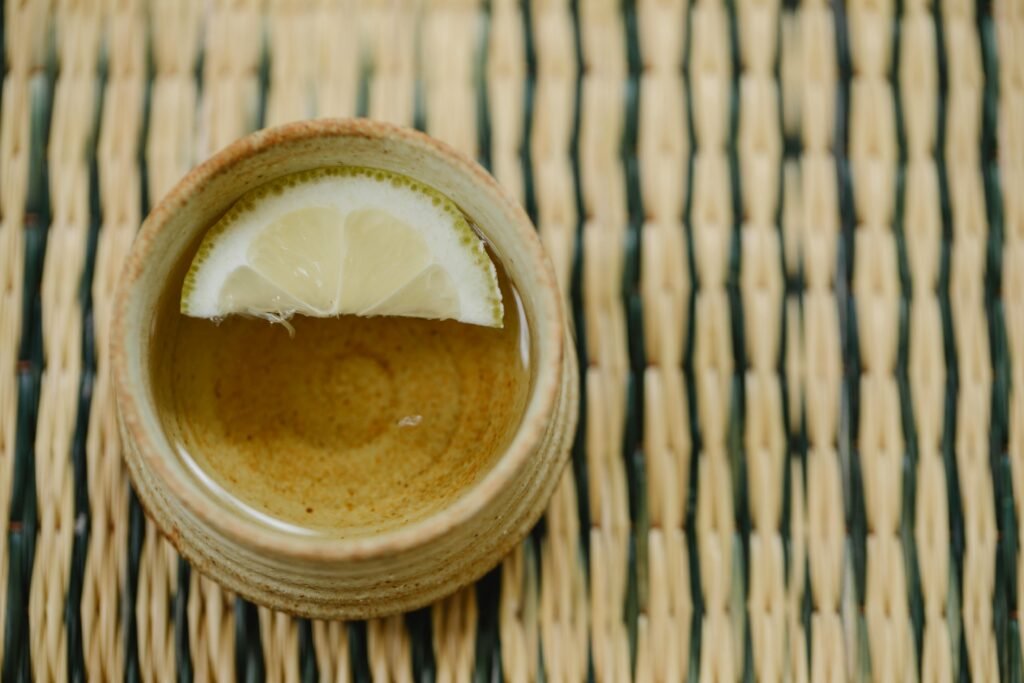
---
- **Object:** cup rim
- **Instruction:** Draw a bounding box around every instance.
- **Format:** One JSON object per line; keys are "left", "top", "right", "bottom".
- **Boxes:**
{"left": 112, "top": 118, "right": 565, "bottom": 563}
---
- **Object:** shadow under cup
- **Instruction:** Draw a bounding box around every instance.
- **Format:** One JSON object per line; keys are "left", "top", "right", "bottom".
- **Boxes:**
{"left": 113, "top": 119, "right": 577, "bottom": 619}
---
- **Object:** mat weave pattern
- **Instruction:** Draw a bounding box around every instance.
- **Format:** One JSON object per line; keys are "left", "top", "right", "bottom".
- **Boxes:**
{"left": 2, "top": 0, "right": 1022, "bottom": 679}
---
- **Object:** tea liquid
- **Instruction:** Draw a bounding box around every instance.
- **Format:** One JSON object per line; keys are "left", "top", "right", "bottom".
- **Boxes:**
{"left": 151, "top": 249, "right": 530, "bottom": 539}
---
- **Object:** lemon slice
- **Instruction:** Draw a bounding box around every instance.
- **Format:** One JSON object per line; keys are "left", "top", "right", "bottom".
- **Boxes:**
{"left": 180, "top": 167, "right": 503, "bottom": 328}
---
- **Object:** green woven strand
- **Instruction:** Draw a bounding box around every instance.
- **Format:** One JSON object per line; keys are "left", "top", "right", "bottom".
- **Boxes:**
{"left": 679, "top": 1, "right": 700, "bottom": 679}
{"left": 356, "top": 51, "right": 371, "bottom": 121}
{"left": 892, "top": 0, "right": 927, "bottom": 671}
{"left": 831, "top": 0, "right": 873, "bottom": 677}
{"left": 234, "top": 600, "right": 265, "bottom": 680}
{"left": 519, "top": 0, "right": 538, "bottom": 228}
{"left": 2, "top": 65, "right": 54, "bottom": 683}
{"left": 348, "top": 620, "right": 372, "bottom": 682}
{"left": 407, "top": 607, "right": 436, "bottom": 680}
{"left": 296, "top": 620, "right": 317, "bottom": 682}
{"left": 568, "top": 0, "right": 592, "bottom": 574}
{"left": 473, "top": 571, "right": 502, "bottom": 680}
{"left": 724, "top": 0, "right": 753, "bottom": 677}
{"left": 932, "top": 0, "right": 966, "bottom": 677}
{"left": 67, "top": 49, "right": 107, "bottom": 681}
{"left": 475, "top": 0, "right": 493, "bottom": 171}
{"left": 622, "top": 0, "right": 645, "bottom": 671}
{"left": 979, "top": 7, "right": 1016, "bottom": 678}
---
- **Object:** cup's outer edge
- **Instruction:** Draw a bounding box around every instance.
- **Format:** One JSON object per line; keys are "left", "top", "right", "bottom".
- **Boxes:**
{"left": 111, "top": 119, "right": 574, "bottom": 616}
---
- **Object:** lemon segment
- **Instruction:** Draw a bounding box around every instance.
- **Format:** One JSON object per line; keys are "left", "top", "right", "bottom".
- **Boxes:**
{"left": 180, "top": 167, "right": 503, "bottom": 328}
{"left": 337, "top": 208, "right": 432, "bottom": 313}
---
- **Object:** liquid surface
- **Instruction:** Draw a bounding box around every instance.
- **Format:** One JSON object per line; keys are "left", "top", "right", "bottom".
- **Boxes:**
{"left": 152, "top": 258, "right": 530, "bottom": 538}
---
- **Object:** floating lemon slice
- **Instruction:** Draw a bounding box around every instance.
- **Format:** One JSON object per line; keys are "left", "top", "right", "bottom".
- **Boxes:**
{"left": 180, "top": 167, "right": 503, "bottom": 328}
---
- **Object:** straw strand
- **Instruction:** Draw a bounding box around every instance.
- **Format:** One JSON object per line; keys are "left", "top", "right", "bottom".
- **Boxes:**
{"left": 944, "top": 0, "right": 998, "bottom": 675}
{"left": 529, "top": 0, "right": 590, "bottom": 678}
{"left": 364, "top": 0, "right": 417, "bottom": 125}
{"left": 900, "top": 0, "right": 955, "bottom": 679}
{"left": 29, "top": 5, "right": 101, "bottom": 679}
{"left": 791, "top": 0, "right": 848, "bottom": 677}
{"left": 634, "top": 0, "right": 692, "bottom": 677}
{"left": 736, "top": 0, "right": 787, "bottom": 676}
{"left": 848, "top": 0, "right": 918, "bottom": 674}
{"left": 578, "top": 0, "right": 632, "bottom": 676}
{"left": 688, "top": 0, "right": 742, "bottom": 675}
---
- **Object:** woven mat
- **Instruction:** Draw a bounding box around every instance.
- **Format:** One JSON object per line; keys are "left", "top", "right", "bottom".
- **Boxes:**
{"left": 2, "top": 0, "right": 1023, "bottom": 680}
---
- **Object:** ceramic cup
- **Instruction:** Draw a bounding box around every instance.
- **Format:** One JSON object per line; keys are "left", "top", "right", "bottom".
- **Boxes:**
{"left": 112, "top": 119, "right": 578, "bottom": 619}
